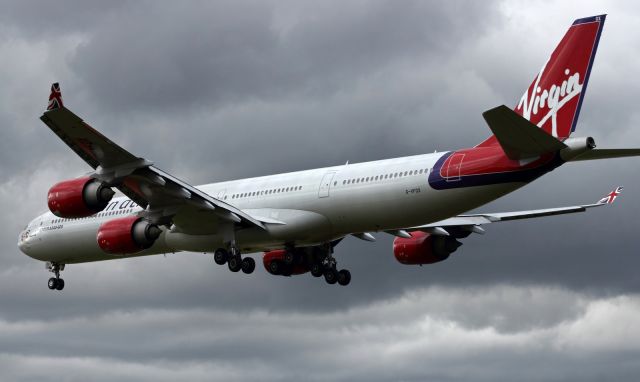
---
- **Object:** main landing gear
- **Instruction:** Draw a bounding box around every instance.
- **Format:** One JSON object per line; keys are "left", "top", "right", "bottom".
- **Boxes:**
{"left": 270, "top": 245, "right": 351, "bottom": 286}
{"left": 313, "top": 248, "right": 351, "bottom": 286}
{"left": 213, "top": 246, "right": 255, "bottom": 274}
{"left": 46, "top": 262, "right": 65, "bottom": 291}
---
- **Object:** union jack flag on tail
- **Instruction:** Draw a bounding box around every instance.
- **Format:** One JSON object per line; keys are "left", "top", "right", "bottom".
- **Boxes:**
{"left": 47, "top": 82, "right": 63, "bottom": 110}
{"left": 598, "top": 186, "right": 623, "bottom": 204}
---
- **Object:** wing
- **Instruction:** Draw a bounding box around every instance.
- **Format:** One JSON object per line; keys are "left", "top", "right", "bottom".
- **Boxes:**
{"left": 570, "top": 149, "right": 640, "bottom": 161}
{"left": 40, "top": 83, "right": 264, "bottom": 233}
{"left": 404, "top": 187, "right": 623, "bottom": 236}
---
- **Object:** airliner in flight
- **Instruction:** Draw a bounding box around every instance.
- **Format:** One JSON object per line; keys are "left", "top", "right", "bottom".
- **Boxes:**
{"left": 18, "top": 15, "right": 640, "bottom": 290}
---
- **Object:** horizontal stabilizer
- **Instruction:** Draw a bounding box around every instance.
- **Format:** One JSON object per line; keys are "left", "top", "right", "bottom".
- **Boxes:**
{"left": 570, "top": 148, "right": 640, "bottom": 161}
{"left": 482, "top": 105, "right": 567, "bottom": 160}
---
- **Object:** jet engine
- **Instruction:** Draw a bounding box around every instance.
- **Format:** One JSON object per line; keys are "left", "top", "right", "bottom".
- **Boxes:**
{"left": 393, "top": 231, "right": 462, "bottom": 265}
{"left": 262, "top": 250, "right": 309, "bottom": 276}
{"left": 97, "top": 216, "right": 161, "bottom": 255}
{"left": 48, "top": 177, "right": 115, "bottom": 218}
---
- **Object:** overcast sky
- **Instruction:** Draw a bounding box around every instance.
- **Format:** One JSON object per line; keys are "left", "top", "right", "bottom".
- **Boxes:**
{"left": 1, "top": 1, "right": 640, "bottom": 381}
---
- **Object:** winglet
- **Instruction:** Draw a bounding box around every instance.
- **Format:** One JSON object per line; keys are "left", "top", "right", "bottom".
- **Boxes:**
{"left": 47, "top": 82, "right": 63, "bottom": 111}
{"left": 598, "top": 186, "right": 623, "bottom": 205}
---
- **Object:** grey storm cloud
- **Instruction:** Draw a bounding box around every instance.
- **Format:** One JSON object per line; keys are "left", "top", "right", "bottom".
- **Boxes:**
{"left": 1, "top": 1, "right": 640, "bottom": 381}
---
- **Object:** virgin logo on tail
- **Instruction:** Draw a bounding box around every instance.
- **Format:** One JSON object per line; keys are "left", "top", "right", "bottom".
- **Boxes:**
{"left": 517, "top": 63, "right": 583, "bottom": 138}
{"left": 513, "top": 15, "right": 605, "bottom": 141}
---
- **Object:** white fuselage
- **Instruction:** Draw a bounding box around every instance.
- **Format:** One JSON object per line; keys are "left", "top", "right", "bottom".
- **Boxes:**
{"left": 19, "top": 152, "right": 523, "bottom": 264}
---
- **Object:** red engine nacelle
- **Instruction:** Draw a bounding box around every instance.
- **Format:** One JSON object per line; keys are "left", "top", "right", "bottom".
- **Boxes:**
{"left": 48, "top": 177, "right": 115, "bottom": 218}
{"left": 263, "top": 250, "right": 309, "bottom": 276}
{"left": 97, "top": 216, "right": 161, "bottom": 255}
{"left": 393, "top": 231, "right": 462, "bottom": 265}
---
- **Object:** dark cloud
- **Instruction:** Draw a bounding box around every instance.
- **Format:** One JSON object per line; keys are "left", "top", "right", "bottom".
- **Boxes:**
{"left": 1, "top": 287, "right": 640, "bottom": 382}
{"left": 68, "top": 0, "right": 498, "bottom": 113}
{"left": 1, "top": 1, "right": 640, "bottom": 381}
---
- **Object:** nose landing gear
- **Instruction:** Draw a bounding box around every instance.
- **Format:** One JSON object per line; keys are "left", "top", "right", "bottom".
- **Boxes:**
{"left": 46, "top": 262, "right": 65, "bottom": 291}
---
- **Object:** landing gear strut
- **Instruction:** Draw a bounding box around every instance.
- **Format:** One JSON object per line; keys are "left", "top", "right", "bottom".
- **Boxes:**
{"left": 46, "top": 262, "right": 65, "bottom": 291}
{"left": 213, "top": 245, "right": 255, "bottom": 275}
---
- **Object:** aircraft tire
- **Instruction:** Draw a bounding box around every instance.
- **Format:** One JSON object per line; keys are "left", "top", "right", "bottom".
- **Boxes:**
{"left": 310, "top": 263, "right": 323, "bottom": 277}
{"left": 241, "top": 257, "right": 255, "bottom": 274}
{"left": 228, "top": 256, "right": 242, "bottom": 272}
{"left": 48, "top": 278, "right": 57, "bottom": 290}
{"left": 214, "top": 249, "right": 228, "bottom": 265}
{"left": 337, "top": 270, "right": 351, "bottom": 286}
{"left": 55, "top": 278, "right": 65, "bottom": 290}
{"left": 324, "top": 268, "right": 338, "bottom": 285}
{"left": 284, "top": 251, "right": 294, "bottom": 265}
{"left": 268, "top": 260, "right": 282, "bottom": 275}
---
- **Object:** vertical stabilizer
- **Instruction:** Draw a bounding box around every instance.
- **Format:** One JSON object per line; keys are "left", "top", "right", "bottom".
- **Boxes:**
{"left": 479, "top": 15, "right": 606, "bottom": 147}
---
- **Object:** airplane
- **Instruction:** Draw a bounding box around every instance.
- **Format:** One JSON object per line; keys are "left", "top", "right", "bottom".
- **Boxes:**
{"left": 17, "top": 15, "right": 640, "bottom": 291}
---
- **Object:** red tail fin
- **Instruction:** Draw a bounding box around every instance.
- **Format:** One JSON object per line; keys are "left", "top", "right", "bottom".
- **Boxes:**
{"left": 479, "top": 15, "right": 606, "bottom": 147}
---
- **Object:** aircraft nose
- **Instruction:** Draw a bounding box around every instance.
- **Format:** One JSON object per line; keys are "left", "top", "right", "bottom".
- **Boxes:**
{"left": 18, "top": 230, "right": 31, "bottom": 255}
{"left": 17, "top": 239, "right": 26, "bottom": 254}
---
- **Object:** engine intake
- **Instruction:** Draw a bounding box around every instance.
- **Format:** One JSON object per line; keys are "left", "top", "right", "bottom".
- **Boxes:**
{"left": 48, "top": 177, "right": 115, "bottom": 218}
{"left": 97, "top": 216, "right": 161, "bottom": 255}
{"left": 393, "top": 231, "right": 462, "bottom": 265}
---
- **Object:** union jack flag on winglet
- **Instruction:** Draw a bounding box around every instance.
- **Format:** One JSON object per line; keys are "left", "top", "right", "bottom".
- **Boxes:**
{"left": 47, "top": 82, "right": 63, "bottom": 110}
{"left": 598, "top": 186, "right": 623, "bottom": 205}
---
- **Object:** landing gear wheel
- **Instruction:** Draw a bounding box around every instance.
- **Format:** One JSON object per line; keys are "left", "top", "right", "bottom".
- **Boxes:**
{"left": 324, "top": 268, "right": 338, "bottom": 285}
{"left": 228, "top": 256, "right": 242, "bottom": 272}
{"left": 214, "top": 249, "right": 228, "bottom": 265}
{"left": 269, "top": 260, "right": 282, "bottom": 275}
{"left": 284, "top": 251, "right": 295, "bottom": 265}
{"left": 337, "top": 270, "right": 351, "bottom": 286}
{"left": 46, "top": 262, "right": 66, "bottom": 291}
{"left": 310, "top": 263, "right": 323, "bottom": 278}
{"left": 241, "top": 257, "right": 256, "bottom": 274}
